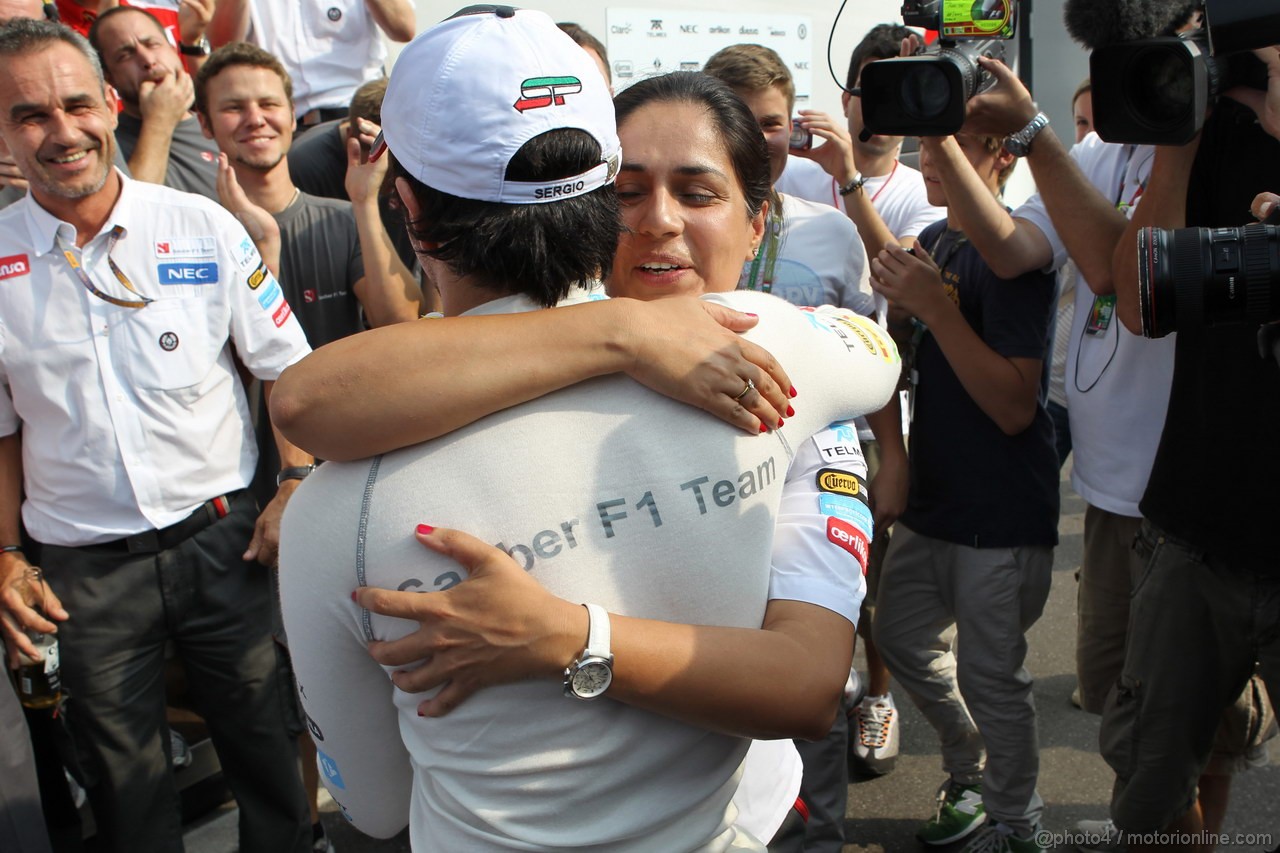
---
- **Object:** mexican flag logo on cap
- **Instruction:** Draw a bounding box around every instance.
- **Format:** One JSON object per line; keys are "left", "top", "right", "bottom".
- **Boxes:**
{"left": 514, "top": 76, "right": 583, "bottom": 112}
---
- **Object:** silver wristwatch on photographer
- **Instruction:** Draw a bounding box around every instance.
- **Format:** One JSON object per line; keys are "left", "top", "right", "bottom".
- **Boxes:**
{"left": 563, "top": 603, "right": 613, "bottom": 700}
{"left": 1003, "top": 111, "right": 1050, "bottom": 158}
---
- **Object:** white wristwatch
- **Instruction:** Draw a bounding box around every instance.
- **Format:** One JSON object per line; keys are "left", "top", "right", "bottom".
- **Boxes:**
{"left": 563, "top": 603, "right": 614, "bottom": 700}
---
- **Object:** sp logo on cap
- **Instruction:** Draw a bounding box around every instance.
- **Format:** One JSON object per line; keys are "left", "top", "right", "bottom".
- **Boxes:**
{"left": 513, "top": 76, "right": 583, "bottom": 112}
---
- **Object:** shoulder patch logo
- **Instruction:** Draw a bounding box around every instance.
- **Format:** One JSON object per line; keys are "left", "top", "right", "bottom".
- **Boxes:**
{"left": 0, "top": 254, "right": 30, "bottom": 281}
{"left": 815, "top": 467, "right": 869, "bottom": 504}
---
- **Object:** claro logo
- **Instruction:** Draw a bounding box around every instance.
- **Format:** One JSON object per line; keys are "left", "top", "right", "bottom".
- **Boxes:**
{"left": 815, "top": 467, "right": 863, "bottom": 498}
{"left": 0, "top": 254, "right": 30, "bottom": 281}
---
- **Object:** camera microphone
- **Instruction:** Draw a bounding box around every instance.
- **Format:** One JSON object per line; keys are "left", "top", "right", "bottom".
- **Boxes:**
{"left": 1063, "top": 0, "right": 1195, "bottom": 48}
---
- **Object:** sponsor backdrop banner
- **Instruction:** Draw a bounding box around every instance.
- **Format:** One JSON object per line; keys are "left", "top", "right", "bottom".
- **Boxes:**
{"left": 605, "top": 8, "right": 815, "bottom": 105}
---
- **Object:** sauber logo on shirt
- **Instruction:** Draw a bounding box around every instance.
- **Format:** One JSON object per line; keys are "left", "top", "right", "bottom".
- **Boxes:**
{"left": 0, "top": 254, "right": 30, "bottom": 280}
{"left": 154, "top": 237, "right": 215, "bottom": 259}
{"left": 513, "top": 76, "right": 582, "bottom": 112}
{"left": 826, "top": 517, "right": 869, "bottom": 573}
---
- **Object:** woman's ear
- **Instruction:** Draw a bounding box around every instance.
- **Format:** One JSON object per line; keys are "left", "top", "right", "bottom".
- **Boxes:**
{"left": 747, "top": 197, "right": 768, "bottom": 260}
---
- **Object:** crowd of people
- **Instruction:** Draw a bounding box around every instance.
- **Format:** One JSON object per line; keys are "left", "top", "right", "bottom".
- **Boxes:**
{"left": 0, "top": 2, "right": 1275, "bottom": 853}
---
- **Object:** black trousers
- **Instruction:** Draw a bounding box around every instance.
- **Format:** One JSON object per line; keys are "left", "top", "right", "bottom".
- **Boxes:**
{"left": 39, "top": 494, "right": 310, "bottom": 853}
{"left": 0, "top": 680, "right": 53, "bottom": 853}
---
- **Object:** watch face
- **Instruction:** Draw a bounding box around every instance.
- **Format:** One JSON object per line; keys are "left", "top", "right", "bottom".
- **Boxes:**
{"left": 571, "top": 659, "right": 612, "bottom": 698}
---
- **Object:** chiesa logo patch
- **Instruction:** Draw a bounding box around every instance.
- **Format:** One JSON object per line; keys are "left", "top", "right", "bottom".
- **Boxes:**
{"left": 0, "top": 254, "right": 30, "bottom": 280}
{"left": 158, "top": 332, "right": 179, "bottom": 352}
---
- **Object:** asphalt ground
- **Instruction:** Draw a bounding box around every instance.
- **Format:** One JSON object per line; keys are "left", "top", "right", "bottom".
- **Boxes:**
{"left": 185, "top": 465, "right": 1280, "bottom": 853}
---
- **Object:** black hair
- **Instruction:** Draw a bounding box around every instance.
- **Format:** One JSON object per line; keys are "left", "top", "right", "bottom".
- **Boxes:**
{"left": 846, "top": 23, "right": 916, "bottom": 91}
{"left": 393, "top": 128, "right": 621, "bottom": 308}
{"left": 613, "top": 72, "right": 770, "bottom": 220}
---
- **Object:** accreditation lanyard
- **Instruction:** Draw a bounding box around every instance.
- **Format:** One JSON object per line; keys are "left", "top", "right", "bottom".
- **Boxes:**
{"left": 744, "top": 203, "right": 783, "bottom": 293}
{"left": 1087, "top": 146, "right": 1147, "bottom": 338}
{"left": 58, "top": 226, "right": 152, "bottom": 310}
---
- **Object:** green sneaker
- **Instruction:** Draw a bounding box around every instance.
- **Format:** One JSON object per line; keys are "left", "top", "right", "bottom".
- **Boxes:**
{"left": 960, "top": 822, "right": 1045, "bottom": 853}
{"left": 917, "top": 779, "right": 986, "bottom": 845}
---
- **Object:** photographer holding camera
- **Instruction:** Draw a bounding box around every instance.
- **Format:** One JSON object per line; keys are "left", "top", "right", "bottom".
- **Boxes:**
{"left": 1098, "top": 39, "right": 1280, "bottom": 851}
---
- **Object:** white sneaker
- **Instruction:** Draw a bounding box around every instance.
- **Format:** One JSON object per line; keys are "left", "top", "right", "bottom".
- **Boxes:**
{"left": 1075, "top": 818, "right": 1126, "bottom": 852}
{"left": 850, "top": 692, "right": 900, "bottom": 776}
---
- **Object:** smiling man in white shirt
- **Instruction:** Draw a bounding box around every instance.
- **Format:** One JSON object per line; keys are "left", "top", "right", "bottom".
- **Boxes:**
{"left": 0, "top": 19, "right": 313, "bottom": 853}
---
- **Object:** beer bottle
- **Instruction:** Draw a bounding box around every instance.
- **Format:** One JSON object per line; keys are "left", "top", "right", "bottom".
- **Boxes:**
{"left": 13, "top": 567, "right": 61, "bottom": 710}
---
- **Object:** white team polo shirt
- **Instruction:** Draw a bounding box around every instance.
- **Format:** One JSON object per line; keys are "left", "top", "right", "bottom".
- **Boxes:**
{"left": 0, "top": 174, "right": 310, "bottom": 547}
{"left": 249, "top": 0, "right": 388, "bottom": 116}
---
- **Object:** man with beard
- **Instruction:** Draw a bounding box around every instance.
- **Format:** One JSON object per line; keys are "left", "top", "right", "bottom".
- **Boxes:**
{"left": 0, "top": 17, "right": 314, "bottom": 853}
{"left": 88, "top": 4, "right": 218, "bottom": 198}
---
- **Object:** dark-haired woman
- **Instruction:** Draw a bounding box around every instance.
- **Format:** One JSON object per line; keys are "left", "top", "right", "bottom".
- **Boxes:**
{"left": 276, "top": 16, "right": 897, "bottom": 848}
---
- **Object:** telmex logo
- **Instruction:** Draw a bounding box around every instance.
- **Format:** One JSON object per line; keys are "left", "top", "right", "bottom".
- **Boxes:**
{"left": 816, "top": 467, "right": 861, "bottom": 497}
{"left": 0, "top": 254, "right": 30, "bottom": 280}
{"left": 514, "top": 76, "right": 582, "bottom": 112}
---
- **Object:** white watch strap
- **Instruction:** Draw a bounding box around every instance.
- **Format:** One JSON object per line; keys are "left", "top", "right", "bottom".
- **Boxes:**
{"left": 583, "top": 603, "right": 611, "bottom": 659}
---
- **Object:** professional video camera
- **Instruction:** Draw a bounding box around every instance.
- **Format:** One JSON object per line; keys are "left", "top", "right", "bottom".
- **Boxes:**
{"left": 1136, "top": 207, "right": 1280, "bottom": 338}
{"left": 1067, "top": 0, "right": 1280, "bottom": 145}
{"left": 858, "top": 0, "right": 1017, "bottom": 137}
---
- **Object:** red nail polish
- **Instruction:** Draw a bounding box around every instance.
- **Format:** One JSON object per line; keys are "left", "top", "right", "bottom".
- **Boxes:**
{"left": 789, "top": 386, "right": 798, "bottom": 398}
{"left": 416, "top": 523, "right": 434, "bottom": 536}
{"left": 777, "top": 418, "right": 785, "bottom": 429}
{"left": 745, "top": 312, "right": 758, "bottom": 318}
{"left": 350, "top": 590, "right": 358, "bottom": 602}
{"left": 786, "top": 405, "right": 795, "bottom": 417}
{"left": 759, "top": 422, "right": 768, "bottom": 433}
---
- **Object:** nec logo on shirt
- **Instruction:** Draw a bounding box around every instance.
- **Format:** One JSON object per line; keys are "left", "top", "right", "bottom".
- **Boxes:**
{"left": 158, "top": 262, "right": 218, "bottom": 285}
{"left": 0, "top": 254, "right": 30, "bottom": 280}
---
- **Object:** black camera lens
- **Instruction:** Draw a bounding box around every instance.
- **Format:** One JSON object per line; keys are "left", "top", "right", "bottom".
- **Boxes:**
{"left": 1123, "top": 45, "right": 1195, "bottom": 131}
{"left": 1138, "top": 223, "right": 1280, "bottom": 338}
{"left": 900, "top": 64, "right": 953, "bottom": 121}
{"left": 788, "top": 123, "right": 812, "bottom": 151}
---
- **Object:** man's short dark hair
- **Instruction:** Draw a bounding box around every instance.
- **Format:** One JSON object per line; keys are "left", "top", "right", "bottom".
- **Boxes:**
{"left": 557, "top": 22, "right": 609, "bottom": 83}
{"left": 0, "top": 15, "right": 103, "bottom": 84}
{"left": 348, "top": 77, "right": 387, "bottom": 124}
{"left": 846, "top": 23, "right": 915, "bottom": 91}
{"left": 87, "top": 4, "right": 165, "bottom": 60}
{"left": 194, "top": 42, "right": 293, "bottom": 119}
{"left": 394, "top": 128, "right": 621, "bottom": 308}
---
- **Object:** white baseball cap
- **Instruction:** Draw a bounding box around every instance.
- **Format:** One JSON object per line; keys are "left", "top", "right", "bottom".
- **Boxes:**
{"left": 371, "top": 5, "right": 621, "bottom": 205}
